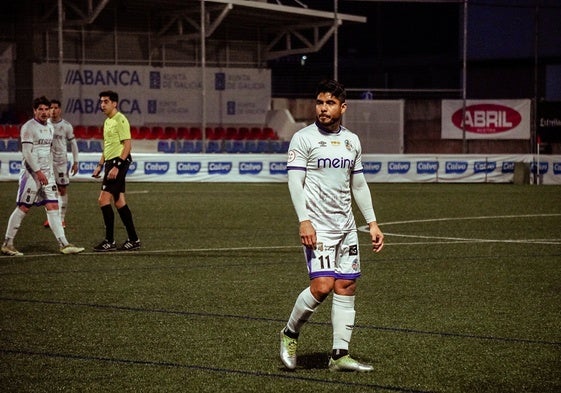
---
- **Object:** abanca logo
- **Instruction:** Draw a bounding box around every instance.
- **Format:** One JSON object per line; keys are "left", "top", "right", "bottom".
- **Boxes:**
{"left": 451, "top": 104, "right": 521, "bottom": 134}
{"left": 64, "top": 69, "right": 142, "bottom": 86}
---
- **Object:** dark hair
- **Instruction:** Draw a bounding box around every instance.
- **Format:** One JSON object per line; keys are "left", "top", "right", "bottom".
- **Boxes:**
{"left": 99, "top": 90, "right": 119, "bottom": 102}
{"left": 315, "top": 79, "right": 346, "bottom": 103}
{"left": 50, "top": 99, "right": 61, "bottom": 107}
{"left": 33, "top": 96, "right": 50, "bottom": 110}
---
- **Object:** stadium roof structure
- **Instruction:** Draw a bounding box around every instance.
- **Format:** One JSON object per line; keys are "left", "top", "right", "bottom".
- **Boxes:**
{"left": 52, "top": 0, "right": 367, "bottom": 61}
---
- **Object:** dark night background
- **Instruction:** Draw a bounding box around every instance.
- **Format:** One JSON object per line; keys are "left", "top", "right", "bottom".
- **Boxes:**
{"left": 268, "top": 0, "right": 561, "bottom": 100}
{"left": 0, "top": 0, "right": 559, "bottom": 104}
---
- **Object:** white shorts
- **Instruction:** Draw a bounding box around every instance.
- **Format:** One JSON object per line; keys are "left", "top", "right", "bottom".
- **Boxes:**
{"left": 16, "top": 168, "right": 59, "bottom": 207}
{"left": 53, "top": 160, "right": 70, "bottom": 186}
{"left": 303, "top": 230, "right": 361, "bottom": 280}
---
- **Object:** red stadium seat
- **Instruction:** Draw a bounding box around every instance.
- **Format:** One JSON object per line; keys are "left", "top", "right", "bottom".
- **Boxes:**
{"left": 249, "top": 127, "right": 264, "bottom": 140}
{"left": 225, "top": 127, "right": 238, "bottom": 140}
{"left": 138, "top": 126, "right": 150, "bottom": 139}
{"left": 0, "top": 125, "right": 8, "bottom": 138}
{"left": 177, "top": 127, "right": 190, "bottom": 139}
{"left": 147, "top": 126, "right": 157, "bottom": 139}
{"left": 6, "top": 124, "right": 20, "bottom": 139}
{"left": 130, "top": 126, "right": 143, "bottom": 139}
{"left": 152, "top": 126, "right": 165, "bottom": 139}
{"left": 86, "top": 126, "right": 95, "bottom": 139}
{"left": 164, "top": 126, "right": 177, "bottom": 139}
{"left": 73, "top": 125, "right": 88, "bottom": 139}
{"left": 238, "top": 127, "right": 250, "bottom": 140}
{"left": 145, "top": 129, "right": 155, "bottom": 140}
{"left": 263, "top": 127, "right": 278, "bottom": 140}
{"left": 190, "top": 127, "right": 202, "bottom": 140}
{"left": 205, "top": 127, "right": 217, "bottom": 140}
{"left": 213, "top": 126, "right": 226, "bottom": 140}
{"left": 88, "top": 126, "right": 103, "bottom": 139}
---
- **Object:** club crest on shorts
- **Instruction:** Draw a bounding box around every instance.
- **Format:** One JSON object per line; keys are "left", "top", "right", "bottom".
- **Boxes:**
{"left": 352, "top": 258, "right": 359, "bottom": 271}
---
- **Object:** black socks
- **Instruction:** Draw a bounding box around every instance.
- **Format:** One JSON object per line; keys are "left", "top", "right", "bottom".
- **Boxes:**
{"left": 117, "top": 204, "right": 138, "bottom": 242}
{"left": 101, "top": 204, "right": 114, "bottom": 242}
{"left": 331, "top": 349, "right": 348, "bottom": 360}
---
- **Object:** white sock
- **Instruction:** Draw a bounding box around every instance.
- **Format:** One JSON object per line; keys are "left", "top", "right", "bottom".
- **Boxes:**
{"left": 59, "top": 194, "right": 68, "bottom": 221}
{"left": 331, "top": 294, "right": 356, "bottom": 351}
{"left": 4, "top": 208, "right": 26, "bottom": 245}
{"left": 47, "top": 209, "right": 68, "bottom": 247}
{"left": 286, "top": 287, "right": 322, "bottom": 334}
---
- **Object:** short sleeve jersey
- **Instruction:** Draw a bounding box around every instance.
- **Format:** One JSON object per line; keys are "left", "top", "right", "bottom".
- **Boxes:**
{"left": 20, "top": 118, "right": 54, "bottom": 173}
{"left": 287, "top": 122, "right": 364, "bottom": 233}
{"left": 103, "top": 111, "right": 131, "bottom": 161}
{"left": 49, "top": 118, "right": 75, "bottom": 163}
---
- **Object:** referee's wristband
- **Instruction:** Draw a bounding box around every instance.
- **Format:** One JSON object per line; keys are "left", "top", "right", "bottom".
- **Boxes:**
{"left": 112, "top": 157, "right": 125, "bottom": 167}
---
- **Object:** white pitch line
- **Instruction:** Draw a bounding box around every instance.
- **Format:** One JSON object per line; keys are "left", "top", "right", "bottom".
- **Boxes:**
{"left": 384, "top": 232, "right": 561, "bottom": 245}
{"left": 358, "top": 213, "right": 561, "bottom": 246}
{"left": 5, "top": 214, "right": 559, "bottom": 259}
{"left": 380, "top": 213, "right": 561, "bottom": 226}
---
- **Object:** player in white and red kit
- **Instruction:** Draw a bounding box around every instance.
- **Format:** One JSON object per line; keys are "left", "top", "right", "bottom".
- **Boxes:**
{"left": 280, "top": 80, "right": 384, "bottom": 372}
{"left": 1, "top": 96, "right": 84, "bottom": 256}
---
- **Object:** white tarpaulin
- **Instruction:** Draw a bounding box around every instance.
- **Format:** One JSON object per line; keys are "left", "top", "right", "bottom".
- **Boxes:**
{"left": 1, "top": 153, "right": 560, "bottom": 184}
{"left": 343, "top": 100, "right": 404, "bottom": 154}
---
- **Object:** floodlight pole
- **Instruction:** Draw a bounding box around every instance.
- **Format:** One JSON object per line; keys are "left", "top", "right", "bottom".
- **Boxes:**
{"left": 201, "top": 0, "right": 207, "bottom": 153}
{"left": 333, "top": 0, "right": 339, "bottom": 81}
{"left": 532, "top": 1, "right": 540, "bottom": 183}
{"left": 461, "top": 0, "right": 468, "bottom": 154}
{"left": 58, "top": 0, "right": 64, "bottom": 100}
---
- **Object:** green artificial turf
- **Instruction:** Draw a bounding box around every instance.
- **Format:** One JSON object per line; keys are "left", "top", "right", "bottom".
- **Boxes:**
{"left": 0, "top": 182, "right": 559, "bottom": 392}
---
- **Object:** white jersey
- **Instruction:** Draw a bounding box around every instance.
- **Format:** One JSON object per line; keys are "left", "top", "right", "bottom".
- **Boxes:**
{"left": 48, "top": 118, "right": 75, "bottom": 163}
{"left": 287, "top": 122, "right": 364, "bottom": 233}
{"left": 20, "top": 118, "right": 54, "bottom": 174}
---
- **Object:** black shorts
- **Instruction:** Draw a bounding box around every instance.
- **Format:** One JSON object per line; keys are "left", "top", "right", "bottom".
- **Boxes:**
{"left": 102, "top": 155, "right": 132, "bottom": 201}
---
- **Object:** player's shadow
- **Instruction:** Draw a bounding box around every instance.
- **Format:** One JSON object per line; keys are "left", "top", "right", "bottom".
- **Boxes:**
{"left": 278, "top": 352, "right": 329, "bottom": 372}
{"left": 296, "top": 352, "right": 330, "bottom": 370}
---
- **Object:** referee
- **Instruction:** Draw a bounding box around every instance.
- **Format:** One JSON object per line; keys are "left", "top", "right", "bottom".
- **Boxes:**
{"left": 92, "top": 90, "right": 140, "bottom": 252}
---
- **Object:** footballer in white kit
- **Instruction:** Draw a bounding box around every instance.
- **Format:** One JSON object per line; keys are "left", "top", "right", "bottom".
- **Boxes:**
{"left": 49, "top": 116, "right": 78, "bottom": 188}
{"left": 43, "top": 99, "right": 79, "bottom": 228}
{"left": 18, "top": 116, "right": 58, "bottom": 206}
{"left": 287, "top": 123, "right": 366, "bottom": 280}
{"left": 280, "top": 79, "right": 384, "bottom": 373}
{"left": 1, "top": 96, "right": 84, "bottom": 256}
